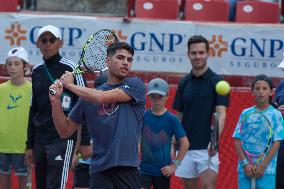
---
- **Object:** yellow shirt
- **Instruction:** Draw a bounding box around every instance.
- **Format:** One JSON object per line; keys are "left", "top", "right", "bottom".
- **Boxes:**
{"left": 0, "top": 80, "right": 32, "bottom": 153}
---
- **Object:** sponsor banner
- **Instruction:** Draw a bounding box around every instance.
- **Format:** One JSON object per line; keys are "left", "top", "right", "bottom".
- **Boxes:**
{"left": 0, "top": 13, "right": 284, "bottom": 77}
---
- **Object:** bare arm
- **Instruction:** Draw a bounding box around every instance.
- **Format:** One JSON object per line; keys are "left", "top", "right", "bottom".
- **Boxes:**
{"left": 49, "top": 83, "right": 80, "bottom": 138}
{"left": 161, "top": 136, "right": 189, "bottom": 177}
{"left": 60, "top": 72, "right": 132, "bottom": 104}
{"left": 175, "top": 136, "right": 190, "bottom": 162}
{"left": 215, "top": 105, "right": 227, "bottom": 136}
{"left": 235, "top": 139, "right": 255, "bottom": 177}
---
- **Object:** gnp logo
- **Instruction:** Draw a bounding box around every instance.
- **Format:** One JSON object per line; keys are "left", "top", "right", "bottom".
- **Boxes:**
{"left": 5, "top": 22, "right": 27, "bottom": 46}
{"left": 208, "top": 35, "right": 228, "bottom": 57}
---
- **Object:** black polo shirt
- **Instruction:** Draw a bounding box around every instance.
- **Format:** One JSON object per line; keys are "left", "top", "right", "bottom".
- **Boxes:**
{"left": 173, "top": 68, "right": 229, "bottom": 150}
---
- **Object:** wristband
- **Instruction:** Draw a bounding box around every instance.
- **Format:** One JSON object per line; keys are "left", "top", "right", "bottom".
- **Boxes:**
{"left": 240, "top": 159, "right": 249, "bottom": 167}
{"left": 172, "top": 160, "right": 181, "bottom": 168}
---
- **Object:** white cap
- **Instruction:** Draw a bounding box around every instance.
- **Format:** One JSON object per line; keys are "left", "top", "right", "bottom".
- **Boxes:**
{"left": 7, "top": 47, "right": 28, "bottom": 63}
{"left": 37, "top": 25, "right": 61, "bottom": 40}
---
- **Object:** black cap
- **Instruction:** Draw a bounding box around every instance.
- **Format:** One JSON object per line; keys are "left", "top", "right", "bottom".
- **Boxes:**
{"left": 252, "top": 74, "right": 273, "bottom": 89}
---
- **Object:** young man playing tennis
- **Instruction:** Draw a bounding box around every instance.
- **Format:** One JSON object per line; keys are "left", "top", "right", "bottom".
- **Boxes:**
{"left": 25, "top": 25, "right": 89, "bottom": 189}
{"left": 233, "top": 75, "right": 284, "bottom": 189}
{"left": 173, "top": 35, "right": 229, "bottom": 189}
{"left": 139, "top": 78, "right": 189, "bottom": 189}
{"left": 0, "top": 47, "right": 31, "bottom": 189}
{"left": 49, "top": 42, "right": 146, "bottom": 189}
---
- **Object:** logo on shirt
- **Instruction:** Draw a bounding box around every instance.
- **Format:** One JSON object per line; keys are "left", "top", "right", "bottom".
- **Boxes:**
{"left": 122, "top": 85, "right": 130, "bottom": 89}
{"left": 6, "top": 94, "right": 22, "bottom": 110}
{"left": 55, "top": 155, "right": 63, "bottom": 161}
{"left": 7, "top": 105, "right": 19, "bottom": 110}
{"left": 98, "top": 103, "right": 119, "bottom": 116}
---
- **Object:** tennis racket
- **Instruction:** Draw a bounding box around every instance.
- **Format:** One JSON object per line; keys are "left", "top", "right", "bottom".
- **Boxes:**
{"left": 208, "top": 112, "right": 219, "bottom": 165}
{"left": 240, "top": 111, "right": 273, "bottom": 189}
{"left": 49, "top": 29, "right": 119, "bottom": 95}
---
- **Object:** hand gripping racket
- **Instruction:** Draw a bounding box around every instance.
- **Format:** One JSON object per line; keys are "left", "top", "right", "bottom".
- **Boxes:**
{"left": 49, "top": 29, "right": 119, "bottom": 95}
{"left": 240, "top": 111, "right": 273, "bottom": 189}
{"left": 208, "top": 112, "right": 219, "bottom": 165}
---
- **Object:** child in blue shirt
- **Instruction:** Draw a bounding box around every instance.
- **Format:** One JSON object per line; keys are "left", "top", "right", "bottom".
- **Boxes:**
{"left": 139, "top": 78, "right": 189, "bottom": 189}
{"left": 233, "top": 74, "right": 284, "bottom": 189}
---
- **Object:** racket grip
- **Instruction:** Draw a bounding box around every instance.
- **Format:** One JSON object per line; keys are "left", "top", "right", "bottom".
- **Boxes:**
{"left": 49, "top": 88, "right": 57, "bottom": 96}
{"left": 251, "top": 177, "right": 256, "bottom": 189}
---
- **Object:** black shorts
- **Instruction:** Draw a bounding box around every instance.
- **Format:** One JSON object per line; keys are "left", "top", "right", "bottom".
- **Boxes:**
{"left": 140, "top": 173, "right": 170, "bottom": 189}
{"left": 89, "top": 166, "right": 140, "bottom": 189}
{"left": 74, "top": 163, "right": 89, "bottom": 188}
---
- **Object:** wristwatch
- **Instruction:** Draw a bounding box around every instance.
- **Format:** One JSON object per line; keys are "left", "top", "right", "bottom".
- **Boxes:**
{"left": 172, "top": 160, "right": 181, "bottom": 168}
{"left": 240, "top": 159, "right": 249, "bottom": 167}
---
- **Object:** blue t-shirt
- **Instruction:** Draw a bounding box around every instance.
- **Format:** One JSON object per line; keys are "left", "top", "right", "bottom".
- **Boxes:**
{"left": 232, "top": 106, "right": 284, "bottom": 175}
{"left": 69, "top": 77, "right": 146, "bottom": 173}
{"left": 139, "top": 110, "right": 186, "bottom": 176}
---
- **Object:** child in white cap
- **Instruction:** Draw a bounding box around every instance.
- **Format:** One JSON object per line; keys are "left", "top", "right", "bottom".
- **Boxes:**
{"left": 0, "top": 47, "right": 32, "bottom": 189}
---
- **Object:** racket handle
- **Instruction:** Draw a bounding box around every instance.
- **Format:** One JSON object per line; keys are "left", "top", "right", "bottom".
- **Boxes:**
{"left": 49, "top": 88, "right": 57, "bottom": 96}
{"left": 251, "top": 177, "right": 256, "bottom": 189}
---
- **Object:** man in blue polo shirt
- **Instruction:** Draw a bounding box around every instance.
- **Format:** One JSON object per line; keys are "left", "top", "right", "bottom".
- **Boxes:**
{"left": 173, "top": 35, "right": 229, "bottom": 189}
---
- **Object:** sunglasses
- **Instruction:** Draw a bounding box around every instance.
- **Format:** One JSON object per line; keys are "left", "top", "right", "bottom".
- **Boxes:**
{"left": 39, "top": 37, "right": 58, "bottom": 44}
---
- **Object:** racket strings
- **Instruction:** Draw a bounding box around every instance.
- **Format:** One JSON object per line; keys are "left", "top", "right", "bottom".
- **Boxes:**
{"left": 82, "top": 30, "right": 118, "bottom": 72}
{"left": 241, "top": 114, "right": 272, "bottom": 156}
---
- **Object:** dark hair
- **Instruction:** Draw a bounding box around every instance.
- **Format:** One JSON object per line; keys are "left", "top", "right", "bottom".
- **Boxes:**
{"left": 187, "top": 35, "right": 209, "bottom": 52}
{"left": 251, "top": 74, "right": 273, "bottom": 90}
{"left": 107, "top": 42, "right": 134, "bottom": 57}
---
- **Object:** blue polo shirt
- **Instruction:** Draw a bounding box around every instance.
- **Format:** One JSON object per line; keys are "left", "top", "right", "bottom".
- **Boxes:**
{"left": 173, "top": 68, "right": 229, "bottom": 150}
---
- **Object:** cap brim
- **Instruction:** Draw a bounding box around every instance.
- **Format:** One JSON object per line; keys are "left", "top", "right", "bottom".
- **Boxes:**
{"left": 147, "top": 90, "right": 167, "bottom": 96}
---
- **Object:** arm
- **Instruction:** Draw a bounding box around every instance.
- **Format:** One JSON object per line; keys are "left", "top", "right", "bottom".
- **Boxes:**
{"left": 66, "top": 85, "right": 132, "bottom": 104}
{"left": 26, "top": 106, "right": 35, "bottom": 150}
{"left": 49, "top": 83, "right": 80, "bottom": 138}
{"left": 138, "top": 142, "right": 142, "bottom": 160}
{"left": 175, "top": 136, "right": 190, "bottom": 162}
{"left": 25, "top": 83, "right": 36, "bottom": 167}
{"left": 235, "top": 139, "right": 255, "bottom": 177}
{"left": 161, "top": 136, "right": 189, "bottom": 177}
{"left": 79, "top": 123, "right": 92, "bottom": 159}
{"left": 71, "top": 127, "right": 82, "bottom": 169}
{"left": 60, "top": 72, "right": 132, "bottom": 104}
{"left": 256, "top": 141, "right": 280, "bottom": 178}
{"left": 215, "top": 105, "right": 227, "bottom": 136}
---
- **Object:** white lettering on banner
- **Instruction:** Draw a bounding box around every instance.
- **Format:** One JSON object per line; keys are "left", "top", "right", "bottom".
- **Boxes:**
{"left": 0, "top": 13, "right": 284, "bottom": 77}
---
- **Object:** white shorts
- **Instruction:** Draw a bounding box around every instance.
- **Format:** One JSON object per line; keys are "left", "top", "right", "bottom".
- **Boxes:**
{"left": 175, "top": 150, "right": 219, "bottom": 178}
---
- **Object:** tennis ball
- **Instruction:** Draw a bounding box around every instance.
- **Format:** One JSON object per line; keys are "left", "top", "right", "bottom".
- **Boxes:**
{"left": 216, "top": 81, "right": 230, "bottom": 95}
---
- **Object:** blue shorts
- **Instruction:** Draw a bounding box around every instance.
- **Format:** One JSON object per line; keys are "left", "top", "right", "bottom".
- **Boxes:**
{"left": 238, "top": 173, "right": 275, "bottom": 189}
{"left": 0, "top": 153, "right": 27, "bottom": 176}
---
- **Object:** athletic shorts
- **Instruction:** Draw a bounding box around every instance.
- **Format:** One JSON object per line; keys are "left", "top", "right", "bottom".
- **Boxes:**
{"left": 74, "top": 163, "right": 89, "bottom": 188}
{"left": 140, "top": 173, "right": 170, "bottom": 189}
{"left": 89, "top": 166, "right": 141, "bottom": 189}
{"left": 238, "top": 173, "right": 275, "bottom": 189}
{"left": 175, "top": 150, "right": 219, "bottom": 178}
{"left": 0, "top": 153, "right": 27, "bottom": 176}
